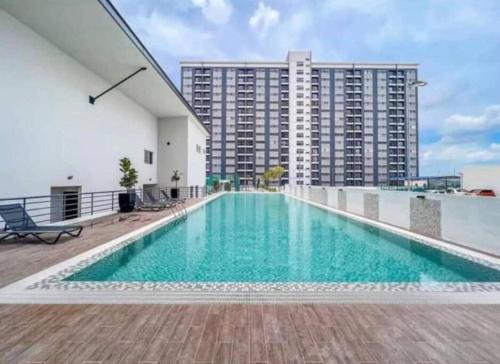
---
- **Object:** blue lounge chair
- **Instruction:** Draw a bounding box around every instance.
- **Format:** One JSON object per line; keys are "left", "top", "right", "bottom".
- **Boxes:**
{"left": 160, "top": 189, "right": 185, "bottom": 205}
{"left": 0, "top": 204, "right": 83, "bottom": 244}
{"left": 144, "top": 191, "right": 174, "bottom": 209}
{"left": 135, "top": 195, "right": 164, "bottom": 211}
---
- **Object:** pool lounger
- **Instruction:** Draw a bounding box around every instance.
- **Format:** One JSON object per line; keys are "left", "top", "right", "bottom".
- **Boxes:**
{"left": 135, "top": 195, "right": 166, "bottom": 211}
{"left": 160, "top": 189, "right": 185, "bottom": 205}
{"left": 144, "top": 191, "right": 175, "bottom": 209}
{"left": 0, "top": 203, "right": 83, "bottom": 244}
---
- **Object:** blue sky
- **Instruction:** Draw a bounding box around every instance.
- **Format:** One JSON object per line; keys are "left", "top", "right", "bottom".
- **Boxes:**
{"left": 114, "top": 0, "right": 500, "bottom": 176}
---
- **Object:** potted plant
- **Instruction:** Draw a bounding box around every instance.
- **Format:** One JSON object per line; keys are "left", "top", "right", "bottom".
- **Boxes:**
{"left": 118, "top": 157, "right": 138, "bottom": 212}
{"left": 212, "top": 178, "right": 220, "bottom": 193}
{"left": 170, "top": 170, "right": 182, "bottom": 199}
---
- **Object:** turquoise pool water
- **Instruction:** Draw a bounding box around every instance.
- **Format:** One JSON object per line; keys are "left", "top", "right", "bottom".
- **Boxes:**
{"left": 65, "top": 193, "right": 500, "bottom": 283}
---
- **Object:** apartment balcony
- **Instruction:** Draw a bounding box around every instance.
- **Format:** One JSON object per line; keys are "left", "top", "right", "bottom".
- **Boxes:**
{"left": 194, "top": 70, "right": 211, "bottom": 76}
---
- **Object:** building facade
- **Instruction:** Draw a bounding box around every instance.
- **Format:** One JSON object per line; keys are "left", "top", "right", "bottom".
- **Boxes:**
{"left": 181, "top": 51, "right": 419, "bottom": 186}
{"left": 0, "top": 0, "right": 208, "bottom": 199}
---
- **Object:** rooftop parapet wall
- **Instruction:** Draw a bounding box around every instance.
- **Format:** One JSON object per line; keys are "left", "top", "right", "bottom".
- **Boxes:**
{"left": 283, "top": 185, "right": 500, "bottom": 257}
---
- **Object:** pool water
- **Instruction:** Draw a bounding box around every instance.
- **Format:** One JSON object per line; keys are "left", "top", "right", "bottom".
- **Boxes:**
{"left": 65, "top": 193, "right": 500, "bottom": 283}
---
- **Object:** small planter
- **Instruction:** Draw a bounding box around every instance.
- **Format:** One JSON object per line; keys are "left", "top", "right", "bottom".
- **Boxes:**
{"left": 170, "top": 188, "right": 179, "bottom": 199}
{"left": 118, "top": 192, "right": 136, "bottom": 212}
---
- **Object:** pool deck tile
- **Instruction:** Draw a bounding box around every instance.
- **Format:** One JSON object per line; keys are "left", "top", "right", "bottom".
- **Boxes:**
{"left": 1, "top": 303, "right": 500, "bottom": 363}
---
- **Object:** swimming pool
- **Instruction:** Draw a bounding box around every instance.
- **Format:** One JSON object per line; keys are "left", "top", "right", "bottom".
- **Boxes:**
{"left": 65, "top": 193, "right": 500, "bottom": 284}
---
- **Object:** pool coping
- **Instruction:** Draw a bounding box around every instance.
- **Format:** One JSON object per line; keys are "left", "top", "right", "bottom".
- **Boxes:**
{"left": 1, "top": 191, "right": 500, "bottom": 304}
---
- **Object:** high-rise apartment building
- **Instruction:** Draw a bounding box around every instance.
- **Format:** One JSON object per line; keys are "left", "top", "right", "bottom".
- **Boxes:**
{"left": 181, "top": 51, "right": 419, "bottom": 186}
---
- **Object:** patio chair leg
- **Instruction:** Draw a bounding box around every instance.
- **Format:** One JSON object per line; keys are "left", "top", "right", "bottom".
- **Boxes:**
{"left": 0, "top": 232, "right": 19, "bottom": 242}
{"left": 66, "top": 227, "right": 83, "bottom": 238}
{"left": 28, "top": 233, "right": 61, "bottom": 245}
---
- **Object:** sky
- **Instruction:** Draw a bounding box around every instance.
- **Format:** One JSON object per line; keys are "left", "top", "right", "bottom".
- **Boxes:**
{"left": 113, "top": 0, "right": 500, "bottom": 176}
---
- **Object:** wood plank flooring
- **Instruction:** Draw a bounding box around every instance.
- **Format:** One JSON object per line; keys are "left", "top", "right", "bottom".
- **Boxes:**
{"left": 1, "top": 303, "right": 500, "bottom": 363}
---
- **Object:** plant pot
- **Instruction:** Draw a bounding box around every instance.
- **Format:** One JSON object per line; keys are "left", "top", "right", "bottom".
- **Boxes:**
{"left": 118, "top": 192, "right": 136, "bottom": 213}
{"left": 171, "top": 188, "right": 179, "bottom": 199}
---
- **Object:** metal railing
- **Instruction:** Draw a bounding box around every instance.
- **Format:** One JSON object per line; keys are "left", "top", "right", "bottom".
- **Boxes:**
{"left": 0, "top": 186, "right": 207, "bottom": 229}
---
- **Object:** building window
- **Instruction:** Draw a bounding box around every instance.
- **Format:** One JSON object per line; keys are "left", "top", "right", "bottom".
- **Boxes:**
{"left": 196, "top": 144, "right": 202, "bottom": 153}
{"left": 144, "top": 150, "right": 153, "bottom": 164}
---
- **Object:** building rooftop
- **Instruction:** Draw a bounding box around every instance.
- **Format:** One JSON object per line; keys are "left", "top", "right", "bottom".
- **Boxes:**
{"left": 1, "top": 0, "right": 208, "bottom": 133}
{"left": 180, "top": 52, "right": 418, "bottom": 69}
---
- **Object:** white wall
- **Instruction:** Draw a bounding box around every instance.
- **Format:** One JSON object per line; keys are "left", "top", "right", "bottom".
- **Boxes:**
{"left": 286, "top": 185, "right": 500, "bottom": 256}
{"left": 157, "top": 117, "right": 187, "bottom": 187}
{"left": 345, "top": 189, "right": 365, "bottom": 216}
{"left": 158, "top": 116, "right": 207, "bottom": 187}
{"left": 463, "top": 165, "right": 500, "bottom": 195}
{"left": 378, "top": 190, "right": 411, "bottom": 229}
{"left": 326, "top": 189, "right": 338, "bottom": 208}
{"left": 0, "top": 9, "right": 158, "bottom": 197}
{"left": 287, "top": 51, "right": 312, "bottom": 186}
{"left": 441, "top": 195, "right": 500, "bottom": 255}
{"left": 187, "top": 116, "right": 208, "bottom": 186}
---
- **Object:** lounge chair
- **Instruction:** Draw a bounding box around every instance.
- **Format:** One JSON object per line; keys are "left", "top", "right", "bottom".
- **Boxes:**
{"left": 160, "top": 189, "right": 185, "bottom": 205}
{"left": 135, "top": 195, "right": 164, "bottom": 211}
{"left": 0, "top": 204, "right": 83, "bottom": 244}
{"left": 144, "top": 191, "right": 174, "bottom": 208}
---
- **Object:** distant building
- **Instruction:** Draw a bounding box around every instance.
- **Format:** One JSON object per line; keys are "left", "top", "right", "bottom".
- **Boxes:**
{"left": 181, "top": 51, "right": 420, "bottom": 186}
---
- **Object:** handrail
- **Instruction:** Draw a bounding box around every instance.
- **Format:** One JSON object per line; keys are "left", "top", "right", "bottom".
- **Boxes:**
{"left": 0, "top": 186, "right": 206, "bottom": 228}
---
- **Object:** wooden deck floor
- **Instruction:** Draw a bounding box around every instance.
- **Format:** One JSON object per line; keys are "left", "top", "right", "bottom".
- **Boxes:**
{"left": 1, "top": 303, "right": 500, "bottom": 363}
{"left": 0, "top": 198, "right": 202, "bottom": 288}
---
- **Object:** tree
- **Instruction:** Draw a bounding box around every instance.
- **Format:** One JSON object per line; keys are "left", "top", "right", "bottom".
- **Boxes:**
{"left": 271, "top": 165, "right": 285, "bottom": 186}
{"left": 119, "top": 157, "right": 138, "bottom": 190}
{"left": 262, "top": 170, "right": 273, "bottom": 186}
{"left": 262, "top": 165, "right": 286, "bottom": 188}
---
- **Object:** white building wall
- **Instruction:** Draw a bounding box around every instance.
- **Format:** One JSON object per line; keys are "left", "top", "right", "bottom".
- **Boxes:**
{"left": 187, "top": 116, "right": 207, "bottom": 186}
{"left": 0, "top": 9, "right": 158, "bottom": 197}
{"left": 157, "top": 116, "right": 207, "bottom": 187}
{"left": 287, "top": 51, "right": 312, "bottom": 186}
{"left": 158, "top": 117, "right": 188, "bottom": 188}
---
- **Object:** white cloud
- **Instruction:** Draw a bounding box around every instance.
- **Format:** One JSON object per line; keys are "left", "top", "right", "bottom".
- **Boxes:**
{"left": 249, "top": 2, "right": 280, "bottom": 36}
{"left": 192, "top": 0, "right": 233, "bottom": 24}
{"left": 423, "top": 142, "right": 500, "bottom": 164}
{"left": 420, "top": 105, "right": 500, "bottom": 174}
{"left": 322, "top": 0, "right": 391, "bottom": 15}
{"left": 444, "top": 105, "right": 500, "bottom": 134}
{"left": 129, "top": 12, "right": 224, "bottom": 59}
